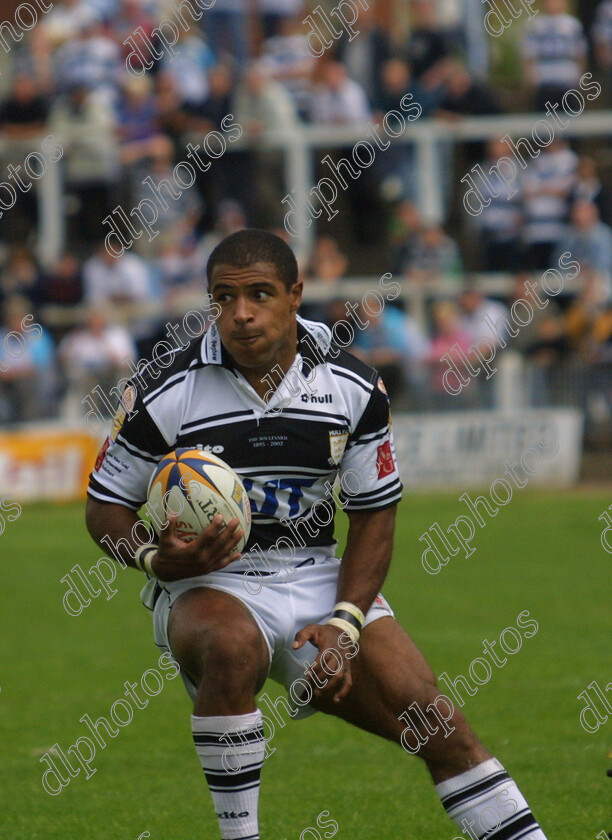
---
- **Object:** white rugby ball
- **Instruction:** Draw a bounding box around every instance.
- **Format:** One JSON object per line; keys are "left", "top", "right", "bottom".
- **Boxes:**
{"left": 147, "top": 448, "right": 251, "bottom": 551}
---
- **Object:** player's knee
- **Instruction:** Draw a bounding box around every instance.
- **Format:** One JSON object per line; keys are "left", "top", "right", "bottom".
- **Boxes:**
{"left": 199, "top": 617, "right": 263, "bottom": 675}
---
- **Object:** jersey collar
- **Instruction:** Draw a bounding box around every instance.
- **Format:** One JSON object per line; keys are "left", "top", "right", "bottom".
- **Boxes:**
{"left": 200, "top": 315, "right": 332, "bottom": 370}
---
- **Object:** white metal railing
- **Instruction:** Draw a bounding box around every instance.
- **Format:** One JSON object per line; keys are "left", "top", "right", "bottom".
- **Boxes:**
{"left": 5, "top": 110, "right": 612, "bottom": 267}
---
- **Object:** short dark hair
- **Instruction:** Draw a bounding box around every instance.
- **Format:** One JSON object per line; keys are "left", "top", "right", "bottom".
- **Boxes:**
{"left": 207, "top": 229, "right": 298, "bottom": 291}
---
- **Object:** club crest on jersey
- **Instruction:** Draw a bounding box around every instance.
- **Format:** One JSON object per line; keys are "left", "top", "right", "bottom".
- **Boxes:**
{"left": 376, "top": 440, "right": 395, "bottom": 478}
{"left": 121, "top": 384, "right": 137, "bottom": 414}
{"left": 328, "top": 430, "right": 349, "bottom": 465}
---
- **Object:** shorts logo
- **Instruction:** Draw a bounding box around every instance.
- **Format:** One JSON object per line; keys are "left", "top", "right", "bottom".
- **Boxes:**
{"left": 328, "top": 431, "right": 348, "bottom": 465}
{"left": 94, "top": 436, "right": 110, "bottom": 471}
{"left": 376, "top": 440, "right": 395, "bottom": 478}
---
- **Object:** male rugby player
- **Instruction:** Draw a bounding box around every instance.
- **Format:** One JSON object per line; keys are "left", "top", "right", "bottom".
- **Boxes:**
{"left": 86, "top": 230, "right": 548, "bottom": 840}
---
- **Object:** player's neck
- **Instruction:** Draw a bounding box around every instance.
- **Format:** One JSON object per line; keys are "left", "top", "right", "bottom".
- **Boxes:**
{"left": 234, "top": 344, "right": 299, "bottom": 401}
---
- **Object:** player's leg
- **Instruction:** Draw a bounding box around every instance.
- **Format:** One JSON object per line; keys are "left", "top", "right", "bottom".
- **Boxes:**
{"left": 167, "top": 587, "right": 271, "bottom": 840}
{"left": 313, "top": 617, "right": 548, "bottom": 840}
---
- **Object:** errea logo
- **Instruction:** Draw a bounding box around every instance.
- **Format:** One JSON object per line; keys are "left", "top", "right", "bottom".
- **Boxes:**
{"left": 301, "top": 393, "right": 332, "bottom": 404}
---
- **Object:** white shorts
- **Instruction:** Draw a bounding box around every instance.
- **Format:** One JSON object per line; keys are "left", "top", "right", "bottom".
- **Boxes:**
{"left": 141, "top": 550, "right": 394, "bottom": 719}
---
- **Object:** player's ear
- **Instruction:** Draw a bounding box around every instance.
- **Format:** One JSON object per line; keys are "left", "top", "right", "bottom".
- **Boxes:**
{"left": 289, "top": 280, "right": 303, "bottom": 312}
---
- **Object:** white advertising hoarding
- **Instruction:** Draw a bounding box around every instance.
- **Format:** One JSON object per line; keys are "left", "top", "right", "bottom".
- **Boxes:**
{"left": 392, "top": 409, "right": 584, "bottom": 489}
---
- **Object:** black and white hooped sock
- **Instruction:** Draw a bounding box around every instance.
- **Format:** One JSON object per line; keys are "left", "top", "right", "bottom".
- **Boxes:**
{"left": 435, "top": 758, "right": 547, "bottom": 839}
{"left": 192, "top": 711, "right": 265, "bottom": 840}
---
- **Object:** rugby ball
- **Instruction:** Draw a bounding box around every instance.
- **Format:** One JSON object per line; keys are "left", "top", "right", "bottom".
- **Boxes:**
{"left": 147, "top": 448, "right": 251, "bottom": 551}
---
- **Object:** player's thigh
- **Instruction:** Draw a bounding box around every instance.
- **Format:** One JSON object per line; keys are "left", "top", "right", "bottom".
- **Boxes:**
{"left": 313, "top": 617, "right": 457, "bottom": 740}
{"left": 167, "top": 586, "right": 270, "bottom": 691}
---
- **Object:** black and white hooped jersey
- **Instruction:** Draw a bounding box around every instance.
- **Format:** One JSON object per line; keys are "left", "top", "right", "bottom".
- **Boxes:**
{"left": 88, "top": 316, "right": 403, "bottom": 568}
{"left": 522, "top": 13, "right": 586, "bottom": 87}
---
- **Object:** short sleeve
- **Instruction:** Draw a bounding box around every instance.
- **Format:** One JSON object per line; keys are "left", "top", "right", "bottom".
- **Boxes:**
{"left": 337, "top": 376, "right": 403, "bottom": 511}
{"left": 87, "top": 383, "right": 170, "bottom": 509}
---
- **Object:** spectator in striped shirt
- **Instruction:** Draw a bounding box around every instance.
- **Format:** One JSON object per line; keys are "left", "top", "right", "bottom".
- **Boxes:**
{"left": 522, "top": 0, "right": 587, "bottom": 112}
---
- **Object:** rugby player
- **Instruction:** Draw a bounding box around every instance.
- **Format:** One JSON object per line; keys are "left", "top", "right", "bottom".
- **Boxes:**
{"left": 86, "top": 229, "right": 548, "bottom": 840}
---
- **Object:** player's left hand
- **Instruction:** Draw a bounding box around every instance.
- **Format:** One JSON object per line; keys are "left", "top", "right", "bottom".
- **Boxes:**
{"left": 292, "top": 623, "right": 353, "bottom": 704}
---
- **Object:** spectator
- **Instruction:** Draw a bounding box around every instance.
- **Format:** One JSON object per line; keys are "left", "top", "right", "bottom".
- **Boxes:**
{"left": 0, "top": 73, "right": 50, "bottom": 141}
{"left": 188, "top": 63, "right": 234, "bottom": 131}
{"left": 459, "top": 287, "right": 511, "bottom": 348}
{"left": 509, "top": 273, "right": 562, "bottom": 355}
{"left": 234, "top": 61, "right": 297, "bottom": 135}
{"left": 565, "top": 270, "right": 609, "bottom": 354}
{"left": 116, "top": 74, "right": 164, "bottom": 165}
{"left": 0, "top": 295, "right": 56, "bottom": 423}
{"left": 233, "top": 62, "right": 298, "bottom": 225}
{"left": 426, "top": 300, "right": 475, "bottom": 407}
{"left": 522, "top": 0, "right": 587, "bottom": 111}
{"left": 336, "top": 5, "right": 391, "bottom": 107}
{"left": 473, "top": 138, "right": 524, "bottom": 272}
{"left": 306, "top": 236, "right": 349, "bottom": 283}
{"left": 257, "top": 0, "right": 304, "bottom": 41}
{"left": 50, "top": 83, "right": 119, "bottom": 242}
{"left": 402, "top": 223, "right": 462, "bottom": 282}
{"left": 130, "top": 140, "right": 202, "bottom": 253}
{"left": 53, "top": 19, "right": 121, "bottom": 108}
{"left": 158, "top": 27, "right": 215, "bottom": 111}
{"left": 522, "top": 138, "right": 577, "bottom": 270}
{"left": 83, "top": 242, "right": 152, "bottom": 306}
{"left": 351, "top": 301, "right": 429, "bottom": 406}
{"left": 37, "top": 252, "right": 83, "bottom": 306}
{"left": 592, "top": 0, "right": 612, "bottom": 102}
{"left": 571, "top": 156, "right": 611, "bottom": 224}
{"left": 373, "top": 59, "right": 437, "bottom": 203}
{"left": 259, "top": 15, "right": 316, "bottom": 121}
{"left": 39, "top": 0, "right": 97, "bottom": 50}
{"left": 58, "top": 307, "right": 136, "bottom": 421}
{"left": 405, "top": 0, "right": 452, "bottom": 89}
{"left": 310, "top": 61, "right": 371, "bottom": 124}
{"left": 0, "top": 248, "right": 42, "bottom": 309}
{"left": 437, "top": 60, "right": 500, "bottom": 119}
{"left": 553, "top": 201, "right": 612, "bottom": 292}
{"left": 390, "top": 201, "right": 424, "bottom": 274}
{"left": 202, "top": 0, "right": 249, "bottom": 73}
{"left": 109, "top": 0, "right": 156, "bottom": 71}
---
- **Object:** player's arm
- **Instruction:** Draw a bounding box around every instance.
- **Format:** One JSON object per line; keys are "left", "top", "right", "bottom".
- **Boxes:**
{"left": 86, "top": 497, "right": 243, "bottom": 582}
{"left": 294, "top": 373, "right": 402, "bottom": 702}
{"left": 335, "top": 505, "right": 397, "bottom": 617}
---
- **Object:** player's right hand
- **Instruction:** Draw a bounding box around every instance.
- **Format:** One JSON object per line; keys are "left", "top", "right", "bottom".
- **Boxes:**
{"left": 151, "top": 514, "right": 243, "bottom": 581}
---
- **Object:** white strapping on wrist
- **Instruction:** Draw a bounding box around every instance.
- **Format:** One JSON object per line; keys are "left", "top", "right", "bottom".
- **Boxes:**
{"left": 134, "top": 543, "right": 158, "bottom": 575}
{"left": 327, "top": 616, "right": 360, "bottom": 643}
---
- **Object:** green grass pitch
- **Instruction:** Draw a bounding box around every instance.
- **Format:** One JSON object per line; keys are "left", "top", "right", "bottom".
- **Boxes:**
{"left": 1, "top": 490, "right": 609, "bottom": 840}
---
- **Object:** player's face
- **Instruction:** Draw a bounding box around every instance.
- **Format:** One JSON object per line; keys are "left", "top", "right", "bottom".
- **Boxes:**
{"left": 210, "top": 261, "right": 303, "bottom": 383}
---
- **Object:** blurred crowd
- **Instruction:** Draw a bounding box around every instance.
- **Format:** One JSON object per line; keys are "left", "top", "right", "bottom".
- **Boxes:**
{"left": 0, "top": 0, "right": 611, "bottom": 438}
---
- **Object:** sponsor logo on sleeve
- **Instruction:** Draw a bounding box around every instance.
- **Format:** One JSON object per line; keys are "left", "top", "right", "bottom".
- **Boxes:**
{"left": 376, "top": 440, "right": 395, "bottom": 478}
{"left": 94, "top": 437, "right": 111, "bottom": 472}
